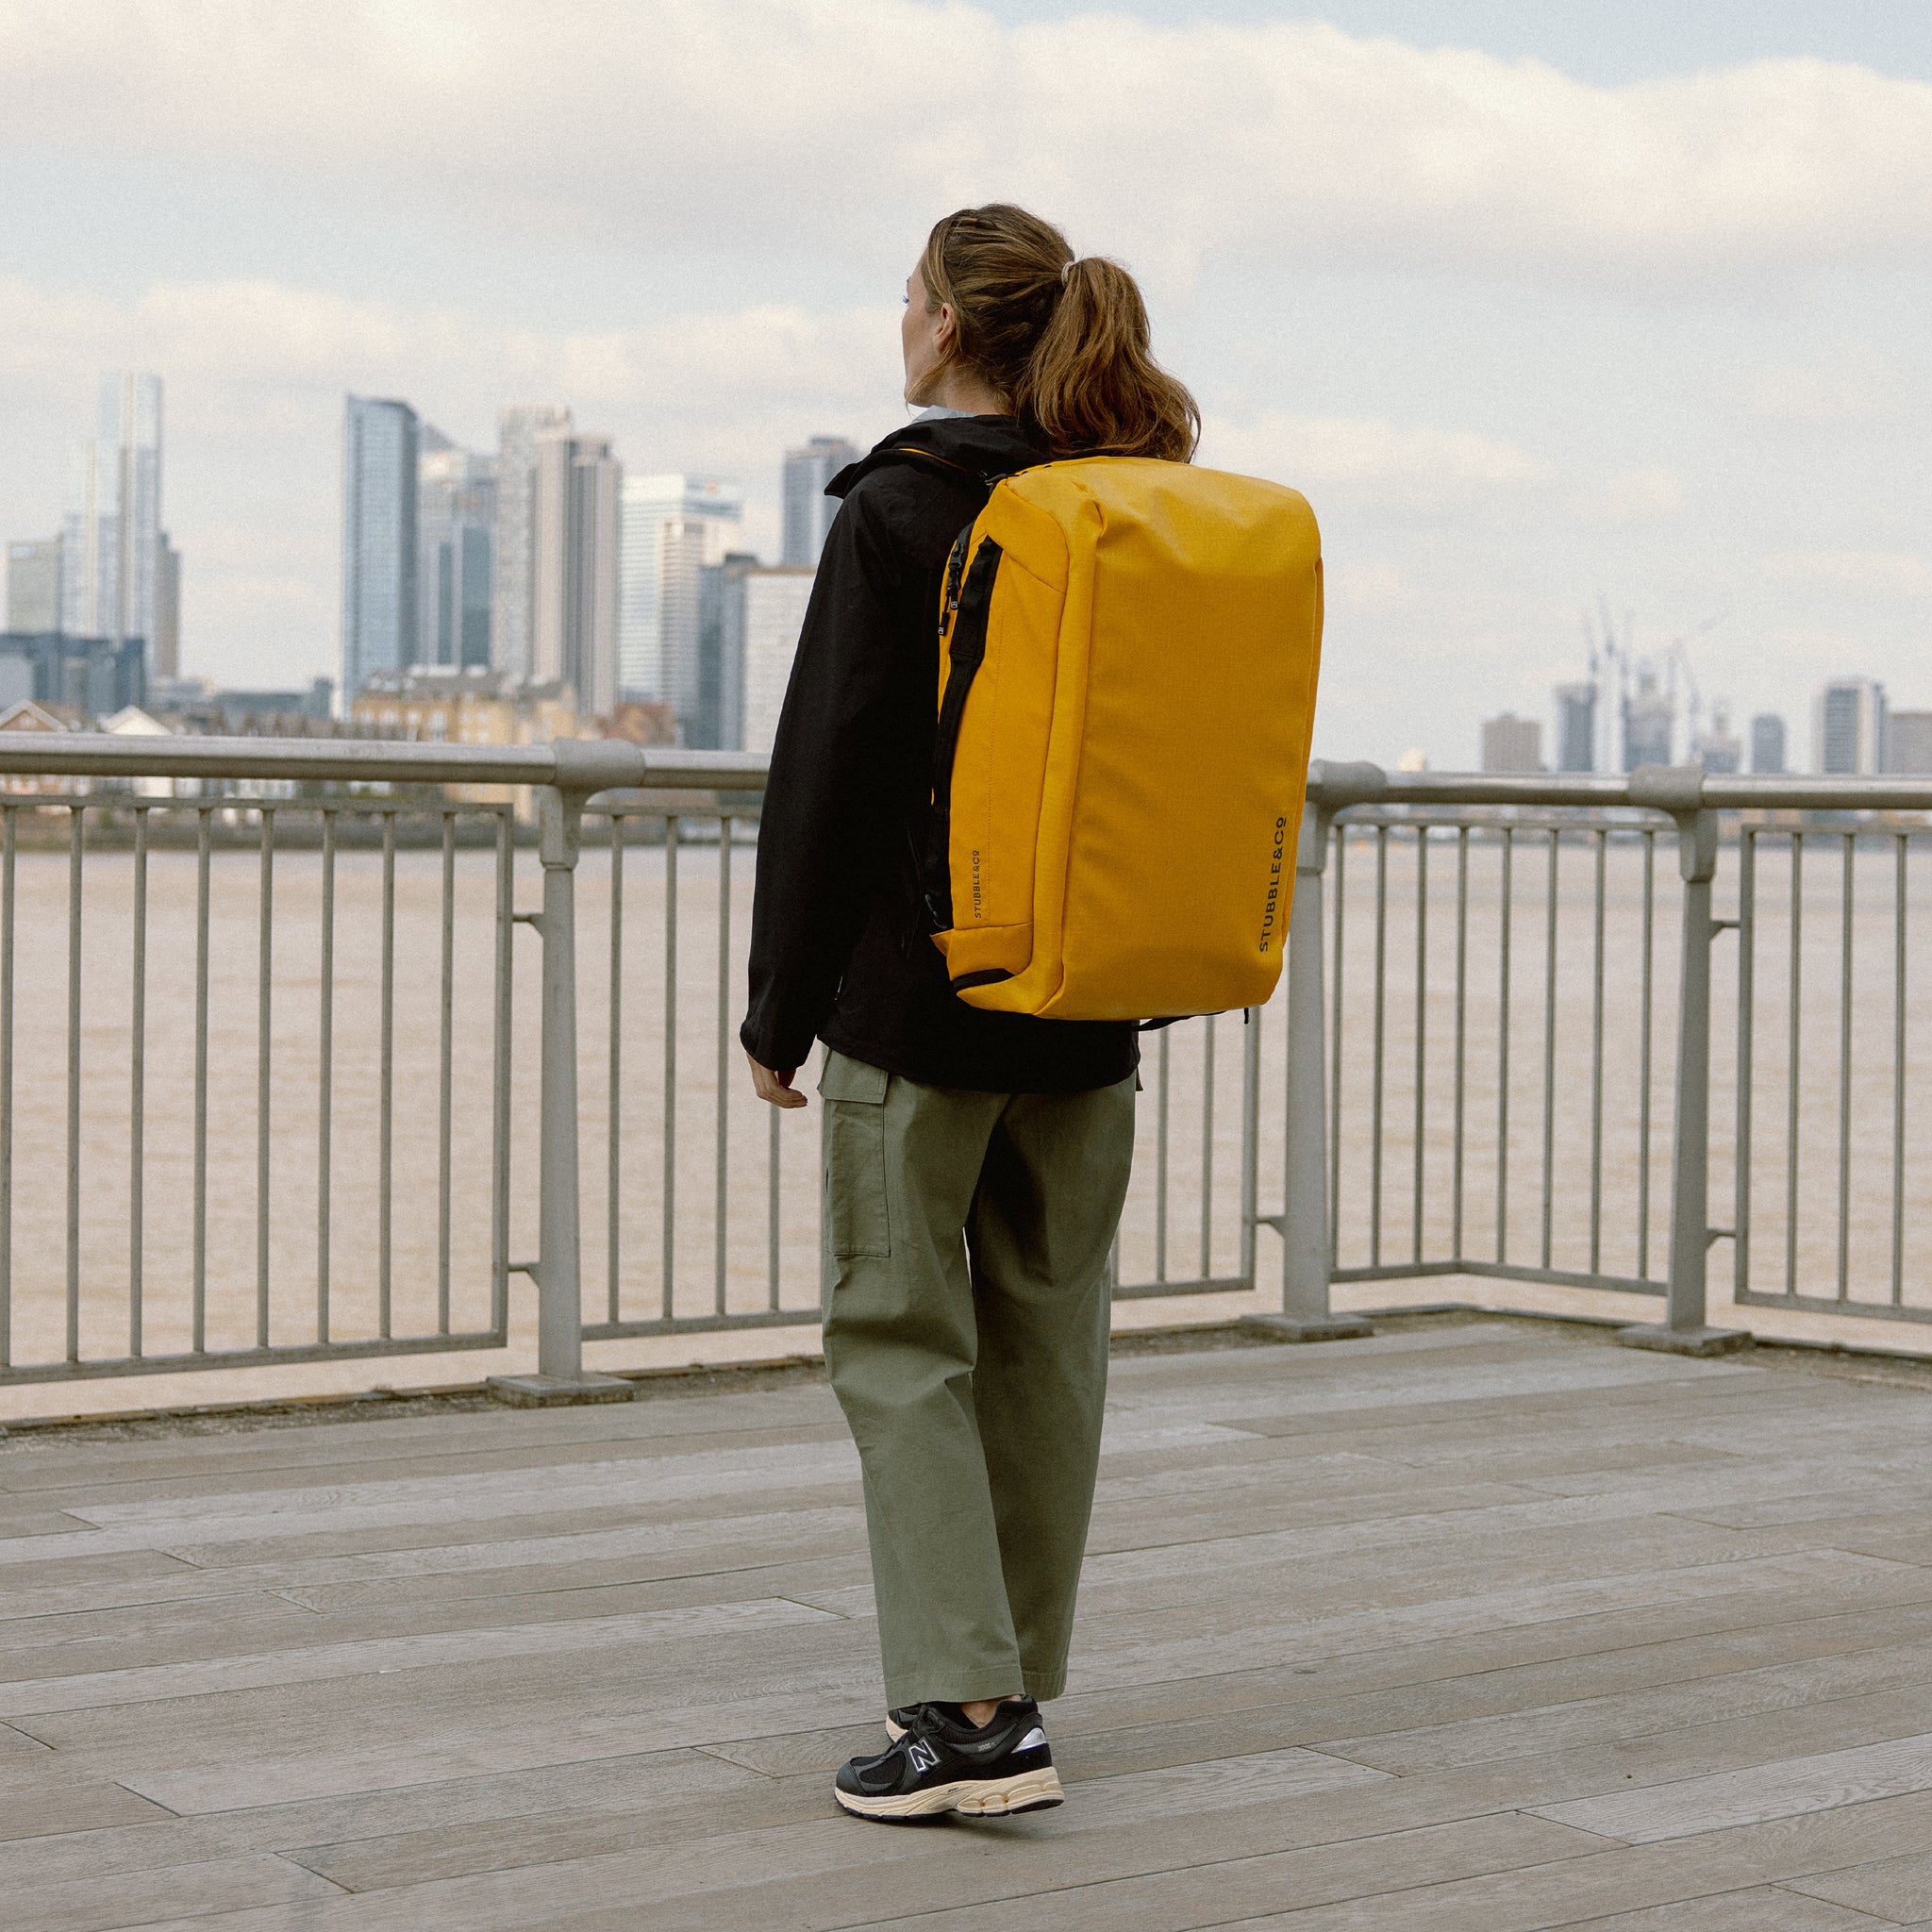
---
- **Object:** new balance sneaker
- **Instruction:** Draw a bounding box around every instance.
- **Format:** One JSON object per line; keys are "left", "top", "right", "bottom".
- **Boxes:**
{"left": 835, "top": 1698, "right": 1063, "bottom": 1821}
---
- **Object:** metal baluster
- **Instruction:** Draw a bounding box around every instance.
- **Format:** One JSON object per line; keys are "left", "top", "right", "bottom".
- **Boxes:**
{"left": 491, "top": 810, "right": 512, "bottom": 1336}
{"left": 1496, "top": 826, "right": 1514, "bottom": 1263}
{"left": 66, "top": 807, "right": 83, "bottom": 1362}
{"left": 608, "top": 815, "right": 625, "bottom": 1323}
{"left": 1541, "top": 828, "right": 1559, "bottom": 1271}
{"left": 1735, "top": 829, "right": 1757, "bottom": 1299}
{"left": 1328, "top": 825, "right": 1345, "bottom": 1260}
{"left": 0, "top": 809, "right": 12, "bottom": 1367}
{"left": 1156, "top": 1025, "right": 1171, "bottom": 1282}
{"left": 256, "top": 808, "right": 275, "bottom": 1350}
{"left": 379, "top": 809, "right": 395, "bottom": 1338}
{"left": 768, "top": 1098, "right": 782, "bottom": 1312}
{"left": 129, "top": 806, "right": 148, "bottom": 1356}
{"left": 1838, "top": 832, "right": 1855, "bottom": 1301}
{"left": 193, "top": 805, "right": 210, "bottom": 1352}
{"left": 716, "top": 817, "right": 733, "bottom": 1317}
{"left": 662, "top": 815, "right": 678, "bottom": 1320}
{"left": 1452, "top": 824, "right": 1468, "bottom": 1260}
{"left": 1638, "top": 830, "right": 1656, "bottom": 1277}
{"left": 1588, "top": 828, "right": 1606, "bottom": 1274}
{"left": 1369, "top": 824, "right": 1388, "bottom": 1267}
{"left": 1893, "top": 834, "right": 1908, "bottom": 1307}
{"left": 316, "top": 809, "right": 335, "bottom": 1344}
{"left": 1239, "top": 1002, "right": 1260, "bottom": 1290}
{"left": 1200, "top": 1012, "right": 1216, "bottom": 1280}
{"left": 1412, "top": 826, "right": 1428, "bottom": 1264}
{"left": 1787, "top": 834, "right": 1804, "bottom": 1295}
{"left": 438, "top": 811, "right": 456, "bottom": 1335}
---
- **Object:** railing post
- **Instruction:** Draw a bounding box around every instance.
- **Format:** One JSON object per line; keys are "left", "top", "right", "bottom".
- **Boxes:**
{"left": 1246, "top": 772, "right": 1375, "bottom": 1343}
{"left": 1622, "top": 770, "right": 1747, "bottom": 1357}
{"left": 490, "top": 774, "right": 634, "bottom": 1406}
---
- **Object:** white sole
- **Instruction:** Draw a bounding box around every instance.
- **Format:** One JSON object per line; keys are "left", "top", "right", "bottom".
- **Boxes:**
{"left": 836, "top": 1766, "right": 1064, "bottom": 1820}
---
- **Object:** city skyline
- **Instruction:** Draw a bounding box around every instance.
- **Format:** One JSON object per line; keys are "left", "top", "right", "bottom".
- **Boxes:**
{"left": 5, "top": 6, "right": 1925, "bottom": 766}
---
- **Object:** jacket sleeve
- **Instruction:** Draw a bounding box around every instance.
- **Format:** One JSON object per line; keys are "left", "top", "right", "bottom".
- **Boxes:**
{"left": 741, "top": 490, "right": 909, "bottom": 1072}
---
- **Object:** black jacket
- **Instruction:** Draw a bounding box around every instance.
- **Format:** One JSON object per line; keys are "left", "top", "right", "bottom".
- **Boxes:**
{"left": 741, "top": 414, "right": 1140, "bottom": 1092}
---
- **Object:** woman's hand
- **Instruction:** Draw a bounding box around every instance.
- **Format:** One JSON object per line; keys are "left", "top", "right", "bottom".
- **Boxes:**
{"left": 746, "top": 1055, "right": 808, "bottom": 1109}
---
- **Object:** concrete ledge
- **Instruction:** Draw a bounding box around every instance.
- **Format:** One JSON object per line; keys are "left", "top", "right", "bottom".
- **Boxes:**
{"left": 1617, "top": 1322, "right": 1750, "bottom": 1358}
{"left": 486, "top": 1372, "right": 635, "bottom": 1407}
{"left": 1241, "top": 1313, "right": 1376, "bottom": 1344}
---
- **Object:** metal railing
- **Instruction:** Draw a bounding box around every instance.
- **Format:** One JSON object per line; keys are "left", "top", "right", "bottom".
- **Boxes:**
{"left": 0, "top": 732, "right": 1923, "bottom": 1395}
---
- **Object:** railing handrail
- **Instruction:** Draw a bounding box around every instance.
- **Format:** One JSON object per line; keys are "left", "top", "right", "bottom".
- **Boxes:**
{"left": 0, "top": 733, "right": 770, "bottom": 793}
{"left": 1308, "top": 759, "right": 1932, "bottom": 815}
{"left": 0, "top": 739, "right": 1924, "bottom": 816}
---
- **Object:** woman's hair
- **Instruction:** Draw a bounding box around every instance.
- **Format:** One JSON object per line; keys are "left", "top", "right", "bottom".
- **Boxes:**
{"left": 915, "top": 204, "right": 1198, "bottom": 462}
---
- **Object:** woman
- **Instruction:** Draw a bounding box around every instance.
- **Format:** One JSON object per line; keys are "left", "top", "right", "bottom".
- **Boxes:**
{"left": 741, "top": 203, "right": 1199, "bottom": 1822}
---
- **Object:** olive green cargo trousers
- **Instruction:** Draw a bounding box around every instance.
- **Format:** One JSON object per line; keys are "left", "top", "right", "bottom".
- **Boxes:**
{"left": 818, "top": 1050, "right": 1137, "bottom": 1710}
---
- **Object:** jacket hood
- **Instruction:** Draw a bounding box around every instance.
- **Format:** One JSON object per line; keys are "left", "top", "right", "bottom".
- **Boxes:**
{"left": 826, "top": 414, "right": 1046, "bottom": 499}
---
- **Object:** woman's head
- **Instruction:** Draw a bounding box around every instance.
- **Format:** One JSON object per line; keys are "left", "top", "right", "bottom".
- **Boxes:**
{"left": 903, "top": 204, "right": 1198, "bottom": 463}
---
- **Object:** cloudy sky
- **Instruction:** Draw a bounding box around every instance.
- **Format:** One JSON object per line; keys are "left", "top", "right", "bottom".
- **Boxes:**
{"left": 3, "top": 0, "right": 1928, "bottom": 767}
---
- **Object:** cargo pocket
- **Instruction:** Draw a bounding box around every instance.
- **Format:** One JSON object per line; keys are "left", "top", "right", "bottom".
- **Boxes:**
{"left": 819, "top": 1054, "right": 891, "bottom": 1258}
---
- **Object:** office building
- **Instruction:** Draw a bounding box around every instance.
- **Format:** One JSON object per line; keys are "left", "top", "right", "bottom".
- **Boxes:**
{"left": 1813, "top": 677, "right": 1887, "bottom": 774}
{"left": 619, "top": 475, "right": 742, "bottom": 716}
{"left": 738, "top": 567, "right": 816, "bottom": 756}
{"left": 1886, "top": 710, "right": 1932, "bottom": 774}
{"left": 1554, "top": 681, "right": 1596, "bottom": 773}
{"left": 0, "top": 632, "right": 145, "bottom": 716}
{"left": 155, "top": 534, "right": 181, "bottom": 679}
{"left": 533, "top": 429, "right": 620, "bottom": 717}
{"left": 1750, "top": 712, "right": 1787, "bottom": 774}
{"left": 782, "top": 437, "right": 858, "bottom": 566}
{"left": 419, "top": 438, "right": 495, "bottom": 671}
{"left": 60, "top": 374, "right": 165, "bottom": 667}
{"left": 492, "top": 405, "right": 572, "bottom": 680}
{"left": 341, "top": 395, "right": 421, "bottom": 703}
{"left": 5, "top": 539, "right": 62, "bottom": 633}
{"left": 1691, "top": 704, "right": 1741, "bottom": 774}
{"left": 1623, "top": 667, "right": 1674, "bottom": 769}
{"left": 1480, "top": 712, "right": 1541, "bottom": 774}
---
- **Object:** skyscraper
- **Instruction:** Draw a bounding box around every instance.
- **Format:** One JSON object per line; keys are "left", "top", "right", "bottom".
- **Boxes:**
{"left": 1750, "top": 713, "right": 1787, "bottom": 774}
{"left": 1813, "top": 677, "right": 1886, "bottom": 774}
{"left": 419, "top": 438, "right": 496, "bottom": 670}
{"left": 619, "top": 475, "right": 743, "bottom": 718}
{"left": 1622, "top": 667, "right": 1674, "bottom": 769}
{"left": 493, "top": 405, "right": 572, "bottom": 680}
{"left": 1480, "top": 713, "right": 1541, "bottom": 774}
{"left": 533, "top": 429, "right": 620, "bottom": 716}
{"left": 1690, "top": 703, "right": 1741, "bottom": 774}
{"left": 782, "top": 437, "right": 858, "bottom": 566}
{"left": 1554, "top": 682, "right": 1596, "bottom": 773}
{"left": 739, "top": 567, "right": 818, "bottom": 758}
{"left": 341, "top": 395, "right": 421, "bottom": 703}
{"left": 6, "top": 539, "right": 62, "bottom": 633}
{"left": 60, "top": 374, "right": 164, "bottom": 660}
{"left": 155, "top": 535, "right": 181, "bottom": 677}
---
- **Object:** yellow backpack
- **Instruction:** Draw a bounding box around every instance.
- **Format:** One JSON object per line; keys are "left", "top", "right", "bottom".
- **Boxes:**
{"left": 918, "top": 455, "right": 1323, "bottom": 1023}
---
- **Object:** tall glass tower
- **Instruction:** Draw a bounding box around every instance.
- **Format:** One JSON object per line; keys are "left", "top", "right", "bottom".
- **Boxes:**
{"left": 341, "top": 396, "right": 421, "bottom": 703}
{"left": 61, "top": 373, "right": 163, "bottom": 659}
{"left": 781, "top": 437, "right": 857, "bottom": 566}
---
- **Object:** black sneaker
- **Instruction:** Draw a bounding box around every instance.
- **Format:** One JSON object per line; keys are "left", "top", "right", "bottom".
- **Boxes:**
{"left": 835, "top": 1698, "right": 1063, "bottom": 1821}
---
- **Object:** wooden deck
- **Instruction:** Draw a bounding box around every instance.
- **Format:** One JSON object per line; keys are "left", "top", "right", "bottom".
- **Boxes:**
{"left": 10, "top": 1316, "right": 1932, "bottom": 1929}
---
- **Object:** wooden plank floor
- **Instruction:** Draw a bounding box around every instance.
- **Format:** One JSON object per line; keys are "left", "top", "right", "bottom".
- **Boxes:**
{"left": 11, "top": 1316, "right": 1932, "bottom": 1929}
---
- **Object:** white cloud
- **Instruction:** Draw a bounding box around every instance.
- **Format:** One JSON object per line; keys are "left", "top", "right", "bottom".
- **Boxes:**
{"left": 1740, "top": 360, "right": 1899, "bottom": 424}
{"left": 1571, "top": 466, "right": 1685, "bottom": 525}
{"left": 1202, "top": 410, "right": 1551, "bottom": 508}
{"left": 3, "top": 4, "right": 1932, "bottom": 285}
{"left": 1763, "top": 549, "right": 1932, "bottom": 595}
